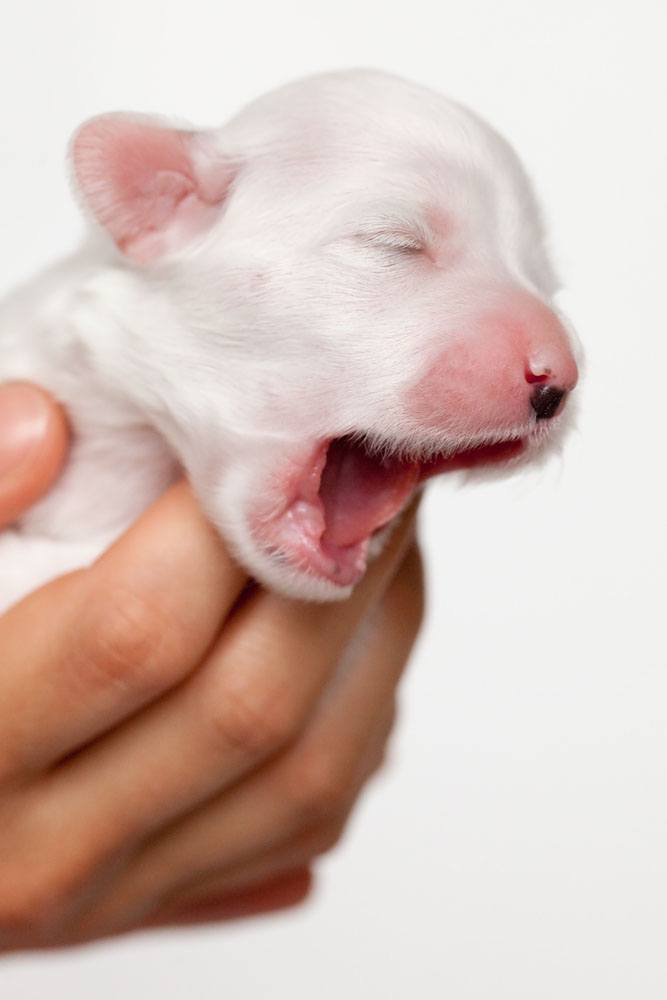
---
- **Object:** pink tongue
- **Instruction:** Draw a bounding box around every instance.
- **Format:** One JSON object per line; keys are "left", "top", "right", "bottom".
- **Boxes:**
{"left": 319, "top": 439, "right": 419, "bottom": 548}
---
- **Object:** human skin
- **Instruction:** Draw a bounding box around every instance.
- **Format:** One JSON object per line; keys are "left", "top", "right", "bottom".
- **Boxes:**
{"left": 0, "top": 382, "right": 424, "bottom": 950}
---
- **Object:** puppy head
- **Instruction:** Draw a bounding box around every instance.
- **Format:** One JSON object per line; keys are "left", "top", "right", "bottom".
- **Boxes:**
{"left": 71, "top": 70, "right": 580, "bottom": 599}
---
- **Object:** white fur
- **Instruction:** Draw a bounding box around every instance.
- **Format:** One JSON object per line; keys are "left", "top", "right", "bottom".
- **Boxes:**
{"left": 0, "top": 70, "right": 576, "bottom": 609}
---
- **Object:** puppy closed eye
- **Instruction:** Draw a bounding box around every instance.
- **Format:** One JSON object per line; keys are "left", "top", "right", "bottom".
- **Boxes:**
{"left": 324, "top": 218, "right": 431, "bottom": 267}
{"left": 353, "top": 229, "right": 426, "bottom": 264}
{"left": 359, "top": 230, "right": 425, "bottom": 255}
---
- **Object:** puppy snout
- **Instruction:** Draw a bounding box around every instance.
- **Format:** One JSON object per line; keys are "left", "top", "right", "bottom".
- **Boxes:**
{"left": 530, "top": 384, "right": 567, "bottom": 420}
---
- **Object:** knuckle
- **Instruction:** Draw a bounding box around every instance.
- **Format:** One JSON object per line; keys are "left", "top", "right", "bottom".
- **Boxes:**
{"left": 208, "top": 678, "right": 301, "bottom": 757}
{"left": 397, "top": 547, "right": 426, "bottom": 636}
{"left": 408, "top": 586, "right": 426, "bottom": 637}
{"left": 0, "top": 889, "right": 43, "bottom": 943}
{"left": 0, "top": 750, "right": 17, "bottom": 787}
{"left": 78, "top": 583, "right": 173, "bottom": 695}
{"left": 310, "top": 819, "right": 348, "bottom": 857}
{"left": 286, "top": 751, "right": 351, "bottom": 825}
{"left": 0, "top": 800, "right": 113, "bottom": 947}
{"left": 0, "top": 864, "right": 81, "bottom": 944}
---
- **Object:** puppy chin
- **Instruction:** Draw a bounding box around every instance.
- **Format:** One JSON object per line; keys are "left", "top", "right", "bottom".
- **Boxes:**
{"left": 200, "top": 473, "right": 353, "bottom": 602}
{"left": 239, "top": 497, "right": 419, "bottom": 601}
{"left": 242, "top": 544, "right": 356, "bottom": 602}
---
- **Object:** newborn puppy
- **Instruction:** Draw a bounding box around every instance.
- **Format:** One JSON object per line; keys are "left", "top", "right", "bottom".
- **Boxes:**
{"left": 0, "top": 70, "right": 579, "bottom": 609}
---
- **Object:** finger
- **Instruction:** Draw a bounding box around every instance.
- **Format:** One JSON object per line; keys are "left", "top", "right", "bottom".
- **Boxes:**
{"left": 42, "top": 505, "right": 418, "bottom": 859}
{"left": 142, "top": 868, "right": 314, "bottom": 928}
{"left": 82, "top": 701, "right": 393, "bottom": 937}
{"left": 40, "top": 869, "right": 315, "bottom": 949}
{"left": 73, "top": 543, "right": 422, "bottom": 934}
{"left": 146, "top": 711, "right": 394, "bottom": 915}
{"left": 0, "top": 382, "right": 69, "bottom": 527}
{"left": 0, "top": 481, "right": 248, "bottom": 777}
{"left": 39, "top": 514, "right": 419, "bottom": 931}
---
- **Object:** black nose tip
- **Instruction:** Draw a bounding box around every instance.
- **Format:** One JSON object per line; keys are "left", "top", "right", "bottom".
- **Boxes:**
{"left": 530, "top": 384, "right": 567, "bottom": 420}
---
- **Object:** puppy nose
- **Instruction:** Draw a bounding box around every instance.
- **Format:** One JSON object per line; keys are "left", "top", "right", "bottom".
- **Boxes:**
{"left": 530, "top": 384, "right": 567, "bottom": 420}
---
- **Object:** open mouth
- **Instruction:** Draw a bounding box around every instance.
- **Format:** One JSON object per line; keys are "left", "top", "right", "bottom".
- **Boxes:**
{"left": 257, "top": 433, "right": 527, "bottom": 588}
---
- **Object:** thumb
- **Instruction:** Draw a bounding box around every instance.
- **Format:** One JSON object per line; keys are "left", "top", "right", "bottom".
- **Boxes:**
{"left": 0, "top": 382, "right": 70, "bottom": 528}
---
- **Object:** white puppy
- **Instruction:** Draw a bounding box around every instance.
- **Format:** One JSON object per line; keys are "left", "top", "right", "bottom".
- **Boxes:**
{"left": 0, "top": 70, "right": 579, "bottom": 609}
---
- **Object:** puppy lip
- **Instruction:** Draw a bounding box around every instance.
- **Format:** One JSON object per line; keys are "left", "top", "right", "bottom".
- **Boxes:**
{"left": 253, "top": 437, "right": 386, "bottom": 589}
{"left": 418, "top": 436, "right": 526, "bottom": 476}
{"left": 254, "top": 431, "right": 529, "bottom": 587}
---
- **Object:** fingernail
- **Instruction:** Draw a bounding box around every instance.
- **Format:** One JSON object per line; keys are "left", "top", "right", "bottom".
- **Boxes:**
{"left": 0, "top": 383, "right": 51, "bottom": 480}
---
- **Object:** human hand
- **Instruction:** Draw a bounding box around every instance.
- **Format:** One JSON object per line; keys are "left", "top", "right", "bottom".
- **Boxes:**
{"left": 0, "top": 383, "right": 424, "bottom": 949}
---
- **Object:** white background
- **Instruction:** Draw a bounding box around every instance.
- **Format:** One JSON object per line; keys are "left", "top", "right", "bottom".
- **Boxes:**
{"left": 2, "top": 1, "right": 666, "bottom": 997}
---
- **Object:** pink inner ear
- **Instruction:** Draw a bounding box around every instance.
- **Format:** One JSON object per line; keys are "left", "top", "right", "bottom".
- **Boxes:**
{"left": 72, "top": 116, "right": 229, "bottom": 263}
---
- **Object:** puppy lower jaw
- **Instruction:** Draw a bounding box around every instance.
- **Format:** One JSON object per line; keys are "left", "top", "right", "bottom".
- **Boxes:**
{"left": 249, "top": 432, "right": 532, "bottom": 593}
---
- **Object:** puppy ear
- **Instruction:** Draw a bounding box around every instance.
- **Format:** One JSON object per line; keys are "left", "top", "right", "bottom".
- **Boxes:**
{"left": 71, "top": 114, "right": 235, "bottom": 264}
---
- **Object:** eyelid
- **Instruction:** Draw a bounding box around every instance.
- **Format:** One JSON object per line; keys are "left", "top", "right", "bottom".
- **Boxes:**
{"left": 354, "top": 228, "right": 425, "bottom": 253}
